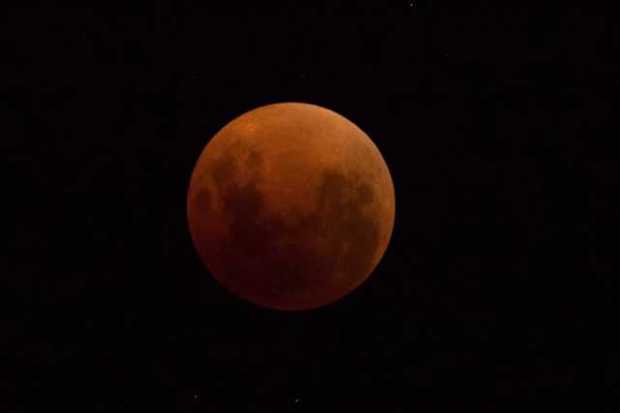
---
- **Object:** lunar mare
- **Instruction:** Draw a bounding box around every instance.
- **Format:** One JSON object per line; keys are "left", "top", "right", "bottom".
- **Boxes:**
{"left": 187, "top": 102, "right": 395, "bottom": 310}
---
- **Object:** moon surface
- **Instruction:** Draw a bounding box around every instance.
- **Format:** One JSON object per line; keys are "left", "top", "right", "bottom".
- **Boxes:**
{"left": 187, "top": 102, "right": 395, "bottom": 310}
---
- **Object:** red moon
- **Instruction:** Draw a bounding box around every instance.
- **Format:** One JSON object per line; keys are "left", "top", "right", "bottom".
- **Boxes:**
{"left": 187, "top": 102, "right": 395, "bottom": 310}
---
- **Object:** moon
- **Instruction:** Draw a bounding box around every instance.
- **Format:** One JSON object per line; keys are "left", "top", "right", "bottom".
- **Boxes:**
{"left": 187, "top": 102, "right": 395, "bottom": 310}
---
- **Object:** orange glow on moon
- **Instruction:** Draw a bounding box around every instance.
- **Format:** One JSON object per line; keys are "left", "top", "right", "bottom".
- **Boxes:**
{"left": 187, "top": 102, "right": 395, "bottom": 310}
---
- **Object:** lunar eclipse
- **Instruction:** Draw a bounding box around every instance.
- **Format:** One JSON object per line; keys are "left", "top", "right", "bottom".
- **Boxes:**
{"left": 187, "top": 102, "right": 395, "bottom": 310}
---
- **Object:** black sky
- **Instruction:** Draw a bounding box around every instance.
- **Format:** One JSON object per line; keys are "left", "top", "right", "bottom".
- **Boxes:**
{"left": 3, "top": 3, "right": 615, "bottom": 411}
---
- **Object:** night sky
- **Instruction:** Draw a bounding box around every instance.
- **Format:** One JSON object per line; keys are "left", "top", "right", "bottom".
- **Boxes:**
{"left": 3, "top": 3, "right": 615, "bottom": 411}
